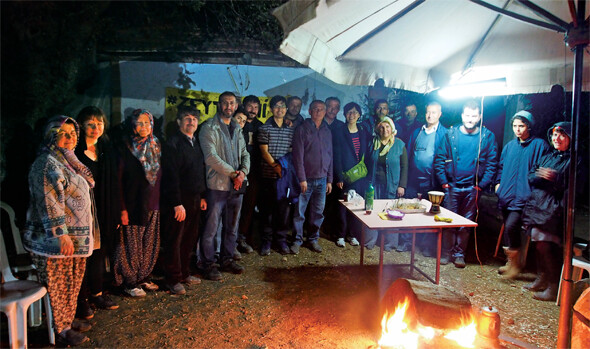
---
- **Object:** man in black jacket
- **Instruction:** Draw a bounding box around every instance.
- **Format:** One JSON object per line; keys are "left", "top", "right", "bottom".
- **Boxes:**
{"left": 160, "top": 106, "right": 208, "bottom": 295}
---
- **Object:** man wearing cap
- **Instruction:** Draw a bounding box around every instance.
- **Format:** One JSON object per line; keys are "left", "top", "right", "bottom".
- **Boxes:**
{"left": 495, "top": 110, "right": 550, "bottom": 278}
{"left": 433, "top": 100, "right": 498, "bottom": 268}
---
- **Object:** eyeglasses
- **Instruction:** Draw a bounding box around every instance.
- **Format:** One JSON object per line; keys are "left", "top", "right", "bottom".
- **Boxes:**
{"left": 273, "top": 104, "right": 287, "bottom": 109}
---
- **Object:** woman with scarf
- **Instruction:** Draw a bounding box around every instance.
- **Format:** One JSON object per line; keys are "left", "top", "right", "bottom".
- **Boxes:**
{"left": 113, "top": 109, "right": 162, "bottom": 297}
{"left": 23, "top": 115, "right": 95, "bottom": 345}
{"left": 522, "top": 122, "right": 572, "bottom": 302}
{"left": 333, "top": 102, "right": 370, "bottom": 247}
{"left": 364, "top": 117, "right": 408, "bottom": 250}
{"left": 74, "top": 106, "right": 120, "bottom": 318}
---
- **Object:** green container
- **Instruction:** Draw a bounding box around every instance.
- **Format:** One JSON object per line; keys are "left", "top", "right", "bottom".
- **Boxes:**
{"left": 365, "top": 182, "right": 374, "bottom": 213}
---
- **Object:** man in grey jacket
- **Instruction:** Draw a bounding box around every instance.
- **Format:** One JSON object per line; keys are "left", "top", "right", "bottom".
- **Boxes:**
{"left": 198, "top": 91, "right": 250, "bottom": 280}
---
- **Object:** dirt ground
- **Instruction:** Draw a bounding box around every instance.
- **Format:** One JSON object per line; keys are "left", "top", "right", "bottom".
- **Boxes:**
{"left": 4, "top": 195, "right": 588, "bottom": 349}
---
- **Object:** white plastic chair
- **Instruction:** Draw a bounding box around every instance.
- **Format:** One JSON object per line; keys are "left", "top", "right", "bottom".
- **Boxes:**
{"left": 1, "top": 231, "right": 55, "bottom": 348}
{"left": 0, "top": 201, "right": 43, "bottom": 326}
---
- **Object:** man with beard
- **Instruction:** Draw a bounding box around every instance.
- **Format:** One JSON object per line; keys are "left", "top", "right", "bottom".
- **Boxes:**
{"left": 433, "top": 100, "right": 498, "bottom": 268}
{"left": 285, "top": 96, "right": 305, "bottom": 128}
{"left": 235, "top": 95, "right": 264, "bottom": 255}
{"left": 360, "top": 99, "right": 391, "bottom": 137}
{"left": 199, "top": 92, "right": 250, "bottom": 280}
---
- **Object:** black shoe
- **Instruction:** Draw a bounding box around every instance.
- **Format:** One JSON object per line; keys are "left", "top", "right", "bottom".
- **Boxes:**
{"left": 237, "top": 240, "right": 254, "bottom": 254}
{"left": 260, "top": 242, "right": 271, "bottom": 256}
{"left": 89, "top": 294, "right": 119, "bottom": 310}
{"left": 221, "top": 260, "right": 245, "bottom": 274}
{"left": 453, "top": 256, "right": 466, "bottom": 268}
{"left": 396, "top": 243, "right": 411, "bottom": 252}
{"left": 422, "top": 248, "right": 435, "bottom": 258}
{"left": 203, "top": 266, "right": 222, "bottom": 281}
{"left": 71, "top": 319, "right": 92, "bottom": 332}
{"left": 58, "top": 329, "right": 89, "bottom": 346}
{"left": 76, "top": 299, "right": 94, "bottom": 319}
{"left": 233, "top": 248, "right": 243, "bottom": 261}
{"left": 278, "top": 243, "right": 291, "bottom": 255}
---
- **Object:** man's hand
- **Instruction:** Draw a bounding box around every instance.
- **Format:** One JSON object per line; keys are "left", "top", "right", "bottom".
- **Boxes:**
{"left": 285, "top": 119, "right": 293, "bottom": 127}
{"left": 536, "top": 167, "right": 557, "bottom": 181}
{"left": 397, "top": 187, "right": 405, "bottom": 198}
{"left": 233, "top": 170, "right": 245, "bottom": 190}
{"left": 326, "top": 182, "right": 332, "bottom": 195}
{"left": 300, "top": 181, "right": 307, "bottom": 193}
{"left": 442, "top": 183, "right": 450, "bottom": 190}
{"left": 336, "top": 182, "right": 344, "bottom": 189}
{"left": 174, "top": 205, "right": 186, "bottom": 222}
{"left": 272, "top": 163, "right": 282, "bottom": 178}
{"left": 58, "top": 234, "right": 74, "bottom": 256}
{"left": 200, "top": 198, "right": 207, "bottom": 211}
{"left": 121, "top": 210, "right": 129, "bottom": 226}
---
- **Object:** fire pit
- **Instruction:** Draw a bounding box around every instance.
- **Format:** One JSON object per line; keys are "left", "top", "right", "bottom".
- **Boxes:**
{"left": 370, "top": 279, "right": 502, "bottom": 349}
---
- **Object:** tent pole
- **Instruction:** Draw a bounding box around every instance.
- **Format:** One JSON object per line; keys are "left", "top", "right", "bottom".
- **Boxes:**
{"left": 557, "top": 2, "right": 587, "bottom": 348}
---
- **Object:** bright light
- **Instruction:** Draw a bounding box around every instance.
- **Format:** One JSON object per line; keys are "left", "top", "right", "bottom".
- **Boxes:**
{"left": 438, "top": 78, "right": 507, "bottom": 99}
{"left": 444, "top": 320, "right": 477, "bottom": 348}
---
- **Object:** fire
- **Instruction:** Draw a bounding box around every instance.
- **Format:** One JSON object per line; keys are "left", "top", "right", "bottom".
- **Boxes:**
{"left": 377, "top": 298, "right": 477, "bottom": 349}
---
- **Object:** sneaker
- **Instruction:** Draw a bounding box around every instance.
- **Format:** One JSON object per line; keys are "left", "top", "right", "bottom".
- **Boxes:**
{"left": 76, "top": 299, "right": 94, "bottom": 319}
{"left": 278, "top": 243, "right": 291, "bottom": 255}
{"left": 237, "top": 239, "right": 254, "bottom": 254}
{"left": 167, "top": 282, "right": 186, "bottom": 295}
{"left": 89, "top": 294, "right": 119, "bottom": 310}
{"left": 233, "top": 248, "right": 243, "bottom": 261}
{"left": 453, "top": 256, "right": 466, "bottom": 268}
{"left": 203, "top": 266, "right": 222, "bottom": 281}
{"left": 309, "top": 241, "right": 323, "bottom": 253}
{"left": 260, "top": 242, "right": 271, "bottom": 256}
{"left": 183, "top": 275, "right": 202, "bottom": 285}
{"left": 347, "top": 237, "right": 360, "bottom": 246}
{"left": 58, "top": 329, "right": 89, "bottom": 346}
{"left": 71, "top": 319, "right": 92, "bottom": 332}
{"left": 422, "top": 248, "right": 435, "bottom": 258}
{"left": 125, "top": 287, "right": 147, "bottom": 297}
{"left": 221, "top": 260, "right": 245, "bottom": 274}
{"left": 290, "top": 243, "right": 301, "bottom": 255}
{"left": 440, "top": 255, "right": 450, "bottom": 265}
{"left": 336, "top": 238, "right": 345, "bottom": 247}
{"left": 140, "top": 281, "right": 159, "bottom": 291}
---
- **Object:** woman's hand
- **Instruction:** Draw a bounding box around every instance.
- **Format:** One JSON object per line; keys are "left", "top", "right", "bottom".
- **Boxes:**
{"left": 58, "top": 235, "right": 74, "bottom": 256}
{"left": 536, "top": 167, "right": 557, "bottom": 181}
{"left": 121, "top": 210, "right": 129, "bottom": 226}
{"left": 337, "top": 182, "right": 344, "bottom": 189}
{"left": 397, "top": 187, "right": 405, "bottom": 198}
{"left": 174, "top": 205, "right": 186, "bottom": 222}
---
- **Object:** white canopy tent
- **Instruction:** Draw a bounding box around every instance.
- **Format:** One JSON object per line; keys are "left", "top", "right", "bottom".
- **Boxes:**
{"left": 273, "top": 0, "right": 589, "bottom": 95}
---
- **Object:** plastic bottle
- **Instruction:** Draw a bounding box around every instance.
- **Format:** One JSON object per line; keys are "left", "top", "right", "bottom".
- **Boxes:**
{"left": 365, "top": 182, "right": 374, "bottom": 214}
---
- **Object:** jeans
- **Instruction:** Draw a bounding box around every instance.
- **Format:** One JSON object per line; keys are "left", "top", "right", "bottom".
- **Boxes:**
{"left": 442, "top": 185, "right": 478, "bottom": 258}
{"left": 200, "top": 190, "right": 243, "bottom": 267}
{"left": 293, "top": 178, "right": 327, "bottom": 245}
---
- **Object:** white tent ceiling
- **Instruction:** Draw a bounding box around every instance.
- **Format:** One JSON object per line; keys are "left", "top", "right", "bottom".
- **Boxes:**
{"left": 274, "top": 0, "right": 590, "bottom": 94}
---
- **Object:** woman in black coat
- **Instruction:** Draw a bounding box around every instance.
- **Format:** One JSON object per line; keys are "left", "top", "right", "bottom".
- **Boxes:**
{"left": 333, "top": 102, "right": 371, "bottom": 247}
{"left": 522, "top": 121, "right": 571, "bottom": 302}
{"left": 74, "top": 107, "right": 121, "bottom": 318}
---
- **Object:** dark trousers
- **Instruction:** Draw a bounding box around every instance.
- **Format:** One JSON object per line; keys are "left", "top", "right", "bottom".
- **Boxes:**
{"left": 405, "top": 176, "right": 437, "bottom": 252}
{"left": 260, "top": 178, "right": 291, "bottom": 245}
{"left": 161, "top": 195, "right": 202, "bottom": 284}
{"left": 443, "top": 185, "right": 478, "bottom": 258}
{"left": 238, "top": 173, "right": 259, "bottom": 244}
{"left": 323, "top": 183, "right": 343, "bottom": 239}
{"left": 502, "top": 209, "right": 523, "bottom": 249}
{"left": 78, "top": 246, "right": 105, "bottom": 300}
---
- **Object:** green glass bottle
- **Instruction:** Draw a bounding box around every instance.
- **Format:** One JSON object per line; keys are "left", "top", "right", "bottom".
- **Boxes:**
{"left": 365, "top": 182, "right": 374, "bottom": 214}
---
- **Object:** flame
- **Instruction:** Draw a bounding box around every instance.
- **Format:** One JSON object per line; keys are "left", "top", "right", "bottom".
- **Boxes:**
{"left": 377, "top": 298, "right": 477, "bottom": 349}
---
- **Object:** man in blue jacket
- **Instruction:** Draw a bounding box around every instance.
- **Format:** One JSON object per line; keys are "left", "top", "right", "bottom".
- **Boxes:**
{"left": 495, "top": 110, "right": 550, "bottom": 279}
{"left": 433, "top": 100, "right": 498, "bottom": 268}
{"left": 401, "top": 101, "right": 448, "bottom": 255}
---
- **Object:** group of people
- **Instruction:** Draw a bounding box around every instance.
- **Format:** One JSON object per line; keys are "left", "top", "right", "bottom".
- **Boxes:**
{"left": 20, "top": 91, "right": 571, "bottom": 345}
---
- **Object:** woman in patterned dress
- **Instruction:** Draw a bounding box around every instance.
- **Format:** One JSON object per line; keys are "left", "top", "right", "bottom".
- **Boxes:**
{"left": 23, "top": 115, "right": 95, "bottom": 345}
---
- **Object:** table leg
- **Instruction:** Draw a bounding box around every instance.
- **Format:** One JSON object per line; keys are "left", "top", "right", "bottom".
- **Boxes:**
{"left": 410, "top": 230, "right": 416, "bottom": 276}
{"left": 360, "top": 225, "right": 365, "bottom": 266}
{"left": 436, "top": 228, "right": 442, "bottom": 284}
{"left": 379, "top": 233, "right": 384, "bottom": 283}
